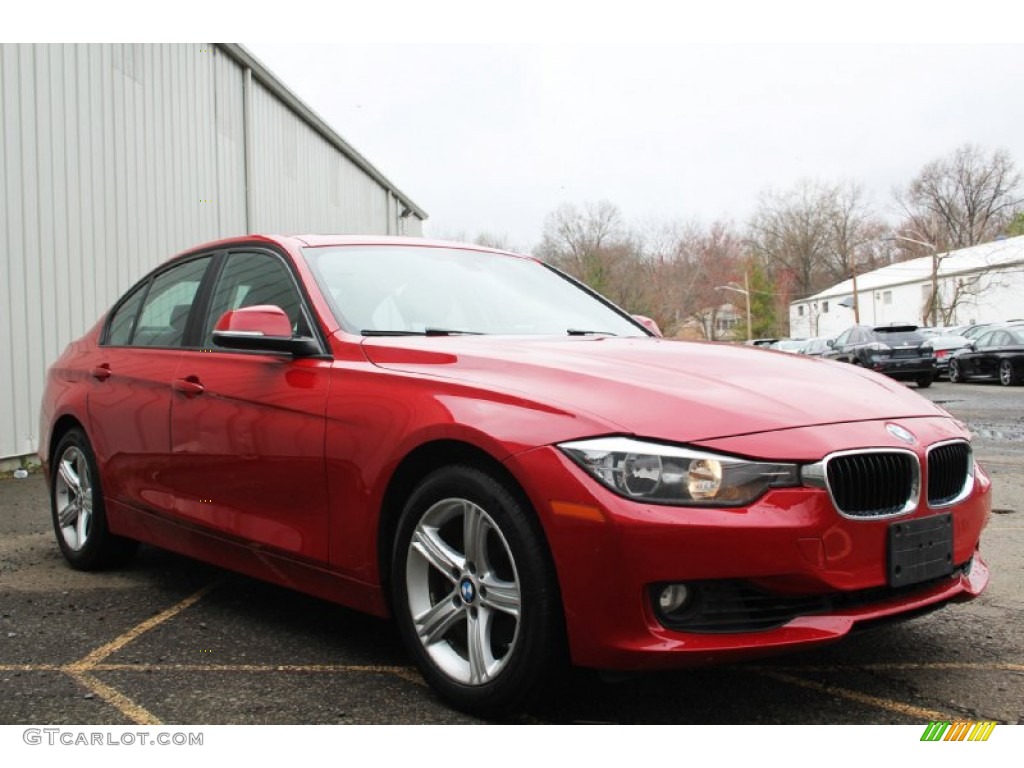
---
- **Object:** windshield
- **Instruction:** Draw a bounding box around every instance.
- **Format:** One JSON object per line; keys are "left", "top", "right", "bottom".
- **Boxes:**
{"left": 303, "top": 245, "right": 646, "bottom": 337}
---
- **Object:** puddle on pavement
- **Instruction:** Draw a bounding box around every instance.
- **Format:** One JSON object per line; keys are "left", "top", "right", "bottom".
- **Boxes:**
{"left": 969, "top": 422, "right": 1024, "bottom": 442}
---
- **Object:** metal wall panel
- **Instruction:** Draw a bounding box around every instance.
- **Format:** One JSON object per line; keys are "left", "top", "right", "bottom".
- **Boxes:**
{"left": 248, "top": 79, "right": 398, "bottom": 234}
{"left": 0, "top": 43, "right": 426, "bottom": 460}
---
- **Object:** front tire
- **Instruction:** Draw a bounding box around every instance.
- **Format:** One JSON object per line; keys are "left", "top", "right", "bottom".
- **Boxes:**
{"left": 50, "top": 428, "right": 138, "bottom": 570}
{"left": 391, "top": 465, "right": 563, "bottom": 716}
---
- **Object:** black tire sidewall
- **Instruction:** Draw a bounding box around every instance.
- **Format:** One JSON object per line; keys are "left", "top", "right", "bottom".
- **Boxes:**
{"left": 390, "top": 465, "right": 562, "bottom": 716}
{"left": 50, "top": 429, "right": 133, "bottom": 571}
{"left": 1000, "top": 360, "right": 1014, "bottom": 386}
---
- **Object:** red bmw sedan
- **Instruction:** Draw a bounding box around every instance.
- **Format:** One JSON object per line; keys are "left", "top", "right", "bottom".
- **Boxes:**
{"left": 39, "top": 235, "right": 991, "bottom": 715}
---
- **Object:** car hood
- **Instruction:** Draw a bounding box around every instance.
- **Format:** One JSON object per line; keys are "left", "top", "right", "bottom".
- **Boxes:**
{"left": 360, "top": 335, "right": 950, "bottom": 443}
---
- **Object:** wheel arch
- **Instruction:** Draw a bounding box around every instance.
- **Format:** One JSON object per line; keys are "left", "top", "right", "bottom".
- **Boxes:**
{"left": 45, "top": 414, "right": 86, "bottom": 482}
{"left": 376, "top": 439, "right": 549, "bottom": 611}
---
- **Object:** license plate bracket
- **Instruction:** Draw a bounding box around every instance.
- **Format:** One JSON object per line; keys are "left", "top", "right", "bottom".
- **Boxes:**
{"left": 888, "top": 513, "right": 954, "bottom": 588}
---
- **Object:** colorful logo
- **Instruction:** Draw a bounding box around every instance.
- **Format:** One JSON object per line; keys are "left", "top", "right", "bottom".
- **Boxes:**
{"left": 921, "top": 720, "right": 997, "bottom": 741}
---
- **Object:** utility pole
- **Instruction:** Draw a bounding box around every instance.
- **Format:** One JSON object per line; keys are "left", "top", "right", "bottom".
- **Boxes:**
{"left": 892, "top": 234, "right": 940, "bottom": 326}
{"left": 715, "top": 278, "right": 752, "bottom": 342}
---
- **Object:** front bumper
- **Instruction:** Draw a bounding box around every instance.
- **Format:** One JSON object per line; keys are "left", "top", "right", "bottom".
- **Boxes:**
{"left": 505, "top": 419, "right": 991, "bottom": 670}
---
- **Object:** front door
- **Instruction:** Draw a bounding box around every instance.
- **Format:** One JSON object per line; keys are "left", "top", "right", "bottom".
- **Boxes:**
{"left": 168, "top": 250, "right": 331, "bottom": 563}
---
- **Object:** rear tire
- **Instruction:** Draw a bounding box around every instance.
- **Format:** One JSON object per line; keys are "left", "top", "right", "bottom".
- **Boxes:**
{"left": 390, "top": 465, "right": 564, "bottom": 717}
{"left": 999, "top": 359, "right": 1019, "bottom": 386}
{"left": 949, "top": 360, "right": 963, "bottom": 383}
{"left": 50, "top": 428, "right": 138, "bottom": 571}
{"left": 916, "top": 374, "right": 933, "bottom": 389}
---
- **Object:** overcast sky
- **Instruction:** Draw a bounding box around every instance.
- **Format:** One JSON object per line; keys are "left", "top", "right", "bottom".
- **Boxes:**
{"left": 242, "top": 42, "right": 1024, "bottom": 251}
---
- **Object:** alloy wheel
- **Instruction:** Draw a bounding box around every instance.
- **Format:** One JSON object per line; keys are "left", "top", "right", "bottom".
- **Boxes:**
{"left": 1000, "top": 360, "right": 1014, "bottom": 386}
{"left": 54, "top": 445, "right": 93, "bottom": 551}
{"left": 405, "top": 497, "right": 522, "bottom": 686}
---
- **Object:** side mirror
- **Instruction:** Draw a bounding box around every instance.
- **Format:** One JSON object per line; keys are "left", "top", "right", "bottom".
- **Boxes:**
{"left": 826, "top": 338, "right": 836, "bottom": 348}
{"left": 212, "top": 305, "right": 320, "bottom": 357}
{"left": 966, "top": 342, "right": 976, "bottom": 352}
{"left": 632, "top": 314, "right": 663, "bottom": 338}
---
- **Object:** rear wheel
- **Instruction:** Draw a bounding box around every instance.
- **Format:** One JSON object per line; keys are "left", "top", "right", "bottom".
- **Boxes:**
{"left": 999, "top": 359, "right": 1019, "bottom": 386}
{"left": 916, "top": 374, "right": 933, "bottom": 389}
{"left": 50, "top": 428, "right": 138, "bottom": 570}
{"left": 391, "top": 465, "right": 563, "bottom": 716}
{"left": 949, "top": 359, "right": 964, "bottom": 383}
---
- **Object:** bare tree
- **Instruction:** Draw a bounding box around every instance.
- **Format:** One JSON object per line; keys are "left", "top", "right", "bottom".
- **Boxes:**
{"left": 747, "top": 180, "right": 835, "bottom": 299}
{"left": 535, "top": 201, "right": 658, "bottom": 317}
{"left": 894, "top": 144, "right": 1024, "bottom": 254}
{"left": 535, "top": 201, "right": 625, "bottom": 290}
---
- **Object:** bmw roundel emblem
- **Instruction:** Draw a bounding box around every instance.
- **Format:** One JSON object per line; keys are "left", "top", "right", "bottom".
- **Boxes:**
{"left": 886, "top": 423, "right": 917, "bottom": 445}
{"left": 459, "top": 578, "right": 476, "bottom": 604}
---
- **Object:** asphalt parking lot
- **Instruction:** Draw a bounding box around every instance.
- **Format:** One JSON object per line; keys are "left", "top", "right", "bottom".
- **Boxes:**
{"left": 1, "top": 381, "right": 1022, "bottom": 725}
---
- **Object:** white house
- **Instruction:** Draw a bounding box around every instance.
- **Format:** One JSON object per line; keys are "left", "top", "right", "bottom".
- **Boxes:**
{"left": 789, "top": 236, "right": 1024, "bottom": 339}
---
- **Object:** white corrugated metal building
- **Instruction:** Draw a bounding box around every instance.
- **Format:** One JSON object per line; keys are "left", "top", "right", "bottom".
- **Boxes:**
{"left": 789, "top": 236, "right": 1024, "bottom": 339}
{"left": 0, "top": 43, "right": 427, "bottom": 462}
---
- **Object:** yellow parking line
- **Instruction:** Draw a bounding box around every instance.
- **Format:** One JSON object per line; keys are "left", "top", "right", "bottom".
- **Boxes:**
{"left": 66, "top": 671, "right": 162, "bottom": 726}
{"left": 757, "top": 670, "right": 949, "bottom": 720}
{"left": 92, "top": 662, "right": 418, "bottom": 674}
{"left": 69, "top": 582, "right": 219, "bottom": 671}
{"left": 0, "top": 664, "right": 60, "bottom": 671}
{"left": 60, "top": 582, "right": 219, "bottom": 725}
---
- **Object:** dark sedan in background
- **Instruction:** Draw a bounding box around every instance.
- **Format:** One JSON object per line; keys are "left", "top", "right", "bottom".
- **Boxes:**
{"left": 949, "top": 327, "right": 1024, "bottom": 386}
{"left": 823, "top": 324, "right": 936, "bottom": 388}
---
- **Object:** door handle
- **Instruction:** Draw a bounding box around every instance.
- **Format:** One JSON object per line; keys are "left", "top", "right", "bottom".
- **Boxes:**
{"left": 172, "top": 376, "right": 204, "bottom": 396}
{"left": 90, "top": 365, "right": 112, "bottom": 381}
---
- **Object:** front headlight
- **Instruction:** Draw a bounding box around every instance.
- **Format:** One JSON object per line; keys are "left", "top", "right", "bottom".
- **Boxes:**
{"left": 558, "top": 437, "right": 799, "bottom": 506}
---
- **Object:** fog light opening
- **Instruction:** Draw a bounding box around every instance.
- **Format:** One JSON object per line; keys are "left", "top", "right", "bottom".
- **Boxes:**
{"left": 657, "top": 583, "right": 691, "bottom": 614}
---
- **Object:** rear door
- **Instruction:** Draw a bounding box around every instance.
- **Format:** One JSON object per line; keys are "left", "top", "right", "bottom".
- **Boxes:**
{"left": 87, "top": 255, "right": 213, "bottom": 514}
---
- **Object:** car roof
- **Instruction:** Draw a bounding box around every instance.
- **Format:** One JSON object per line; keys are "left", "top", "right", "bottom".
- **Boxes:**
{"left": 171, "top": 234, "right": 531, "bottom": 261}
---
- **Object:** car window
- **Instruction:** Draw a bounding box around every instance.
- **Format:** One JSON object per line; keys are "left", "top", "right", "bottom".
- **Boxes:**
{"left": 132, "top": 257, "right": 211, "bottom": 348}
{"left": 203, "top": 252, "right": 307, "bottom": 347}
{"left": 833, "top": 328, "right": 852, "bottom": 346}
{"left": 1008, "top": 329, "right": 1024, "bottom": 345}
{"left": 975, "top": 331, "right": 996, "bottom": 348}
{"left": 105, "top": 283, "right": 147, "bottom": 346}
{"left": 990, "top": 331, "right": 1009, "bottom": 347}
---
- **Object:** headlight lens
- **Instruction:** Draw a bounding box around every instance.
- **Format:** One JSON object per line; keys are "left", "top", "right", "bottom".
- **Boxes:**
{"left": 559, "top": 437, "right": 799, "bottom": 506}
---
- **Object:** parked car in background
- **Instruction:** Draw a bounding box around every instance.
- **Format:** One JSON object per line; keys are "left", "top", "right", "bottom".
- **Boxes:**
{"left": 822, "top": 324, "right": 936, "bottom": 388}
{"left": 926, "top": 334, "right": 972, "bottom": 379}
{"left": 949, "top": 323, "right": 996, "bottom": 342}
{"left": 949, "top": 327, "right": 1024, "bottom": 386}
{"left": 38, "top": 235, "right": 989, "bottom": 715}
{"left": 799, "top": 337, "right": 831, "bottom": 357}
{"left": 744, "top": 338, "right": 779, "bottom": 347}
{"left": 769, "top": 338, "right": 807, "bottom": 354}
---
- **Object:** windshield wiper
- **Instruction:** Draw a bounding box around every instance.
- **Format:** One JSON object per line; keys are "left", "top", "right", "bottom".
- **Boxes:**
{"left": 361, "top": 328, "right": 485, "bottom": 337}
{"left": 567, "top": 329, "right": 617, "bottom": 336}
